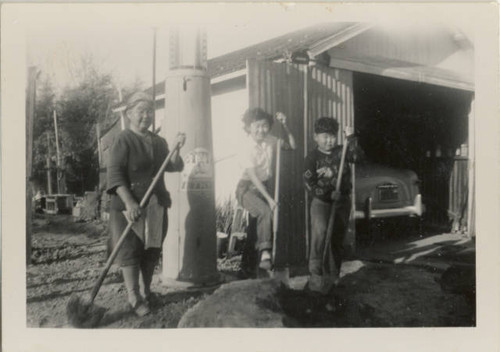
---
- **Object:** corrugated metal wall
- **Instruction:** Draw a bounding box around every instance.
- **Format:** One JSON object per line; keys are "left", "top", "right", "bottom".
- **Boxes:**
{"left": 247, "top": 59, "right": 306, "bottom": 266}
{"left": 306, "top": 66, "right": 356, "bottom": 254}
{"left": 247, "top": 59, "right": 354, "bottom": 266}
{"left": 306, "top": 67, "right": 354, "bottom": 144}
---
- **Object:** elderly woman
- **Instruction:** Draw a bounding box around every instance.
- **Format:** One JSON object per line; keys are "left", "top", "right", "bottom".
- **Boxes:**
{"left": 107, "top": 92, "right": 185, "bottom": 316}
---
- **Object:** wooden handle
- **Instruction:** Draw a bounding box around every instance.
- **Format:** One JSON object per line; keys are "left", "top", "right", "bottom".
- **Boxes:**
{"left": 322, "top": 133, "right": 351, "bottom": 267}
{"left": 335, "top": 140, "right": 349, "bottom": 192}
{"left": 272, "top": 117, "right": 286, "bottom": 266}
{"left": 88, "top": 141, "right": 181, "bottom": 304}
{"left": 272, "top": 139, "right": 282, "bottom": 264}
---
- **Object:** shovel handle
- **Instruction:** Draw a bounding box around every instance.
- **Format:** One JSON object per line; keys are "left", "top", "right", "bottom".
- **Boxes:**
{"left": 272, "top": 114, "right": 286, "bottom": 266}
{"left": 88, "top": 141, "right": 182, "bottom": 304}
{"left": 272, "top": 139, "right": 282, "bottom": 264}
{"left": 322, "top": 131, "right": 351, "bottom": 266}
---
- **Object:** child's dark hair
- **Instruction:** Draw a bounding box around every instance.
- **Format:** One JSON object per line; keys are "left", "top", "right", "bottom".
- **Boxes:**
{"left": 314, "top": 117, "right": 339, "bottom": 135}
{"left": 242, "top": 108, "right": 274, "bottom": 133}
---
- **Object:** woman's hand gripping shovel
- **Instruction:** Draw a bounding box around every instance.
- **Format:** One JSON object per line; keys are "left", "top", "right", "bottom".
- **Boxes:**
{"left": 319, "top": 127, "right": 353, "bottom": 294}
{"left": 66, "top": 137, "right": 184, "bottom": 328}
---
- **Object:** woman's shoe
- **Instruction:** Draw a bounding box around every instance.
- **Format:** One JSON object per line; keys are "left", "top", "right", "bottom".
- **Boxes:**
{"left": 130, "top": 300, "right": 151, "bottom": 317}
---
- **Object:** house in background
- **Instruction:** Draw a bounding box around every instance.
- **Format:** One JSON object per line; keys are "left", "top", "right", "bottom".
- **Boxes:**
{"left": 99, "top": 22, "right": 474, "bottom": 267}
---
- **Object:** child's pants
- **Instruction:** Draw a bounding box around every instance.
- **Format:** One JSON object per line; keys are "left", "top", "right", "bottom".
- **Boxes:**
{"left": 309, "top": 196, "right": 351, "bottom": 278}
{"left": 240, "top": 189, "right": 273, "bottom": 252}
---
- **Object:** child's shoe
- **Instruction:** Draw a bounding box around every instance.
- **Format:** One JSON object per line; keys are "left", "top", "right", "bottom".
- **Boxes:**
{"left": 325, "top": 302, "right": 335, "bottom": 312}
{"left": 308, "top": 274, "right": 323, "bottom": 293}
{"left": 259, "top": 250, "right": 272, "bottom": 270}
{"left": 144, "top": 292, "right": 161, "bottom": 307}
{"left": 237, "top": 268, "right": 255, "bottom": 279}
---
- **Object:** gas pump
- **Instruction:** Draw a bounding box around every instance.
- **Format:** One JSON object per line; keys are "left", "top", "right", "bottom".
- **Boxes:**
{"left": 161, "top": 27, "right": 220, "bottom": 287}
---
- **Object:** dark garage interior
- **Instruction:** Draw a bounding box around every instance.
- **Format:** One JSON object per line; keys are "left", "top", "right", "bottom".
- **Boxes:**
{"left": 353, "top": 72, "right": 474, "bottom": 232}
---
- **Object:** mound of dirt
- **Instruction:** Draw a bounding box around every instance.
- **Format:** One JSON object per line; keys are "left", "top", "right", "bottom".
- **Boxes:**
{"left": 178, "top": 279, "right": 285, "bottom": 328}
{"left": 178, "top": 260, "right": 475, "bottom": 328}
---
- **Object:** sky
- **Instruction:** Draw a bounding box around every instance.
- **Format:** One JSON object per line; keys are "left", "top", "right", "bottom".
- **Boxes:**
{"left": 24, "top": 3, "right": 346, "bottom": 198}
{"left": 20, "top": 3, "right": 477, "bottom": 199}
{"left": 23, "top": 3, "right": 475, "bottom": 93}
{"left": 25, "top": 3, "right": 340, "bottom": 92}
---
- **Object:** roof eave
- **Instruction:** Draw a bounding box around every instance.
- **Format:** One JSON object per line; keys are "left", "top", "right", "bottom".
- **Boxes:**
{"left": 307, "top": 23, "right": 374, "bottom": 58}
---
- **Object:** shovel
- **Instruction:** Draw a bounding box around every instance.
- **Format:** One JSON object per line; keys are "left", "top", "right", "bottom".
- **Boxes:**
{"left": 319, "top": 129, "right": 352, "bottom": 293}
{"left": 66, "top": 140, "right": 182, "bottom": 328}
{"left": 271, "top": 113, "right": 290, "bottom": 286}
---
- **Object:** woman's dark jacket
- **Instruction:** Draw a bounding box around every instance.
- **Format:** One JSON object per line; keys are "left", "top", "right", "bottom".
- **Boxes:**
{"left": 106, "top": 129, "right": 184, "bottom": 210}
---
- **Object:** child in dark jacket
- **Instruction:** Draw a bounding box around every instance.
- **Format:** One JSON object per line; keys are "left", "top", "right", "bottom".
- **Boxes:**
{"left": 304, "top": 117, "right": 363, "bottom": 294}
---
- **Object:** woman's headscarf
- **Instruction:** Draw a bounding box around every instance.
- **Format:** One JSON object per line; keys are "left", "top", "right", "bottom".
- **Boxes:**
{"left": 124, "top": 92, "right": 154, "bottom": 113}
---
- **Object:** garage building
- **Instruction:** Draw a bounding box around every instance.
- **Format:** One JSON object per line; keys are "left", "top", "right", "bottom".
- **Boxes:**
{"left": 100, "top": 22, "right": 474, "bottom": 267}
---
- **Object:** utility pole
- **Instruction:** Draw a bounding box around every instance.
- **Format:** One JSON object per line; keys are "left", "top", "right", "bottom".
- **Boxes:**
{"left": 46, "top": 132, "right": 53, "bottom": 195}
{"left": 53, "top": 109, "right": 65, "bottom": 194}
{"left": 96, "top": 124, "right": 102, "bottom": 169}
{"left": 152, "top": 27, "right": 157, "bottom": 133}
{"left": 117, "top": 86, "right": 127, "bottom": 130}
{"left": 26, "top": 66, "right": 39, "bottom": 265}
{"left": 96, "top": 123, "right": 104, "bottom": 197}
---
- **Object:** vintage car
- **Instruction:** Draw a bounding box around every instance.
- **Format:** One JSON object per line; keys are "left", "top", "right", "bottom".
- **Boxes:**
{"left": 354, "top": 162, "right": 424, "bottom": 221}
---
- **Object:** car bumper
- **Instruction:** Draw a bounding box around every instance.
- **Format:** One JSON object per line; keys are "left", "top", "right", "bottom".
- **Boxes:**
{"left": 354, "top": 194, "right": 423, "bottom": 220}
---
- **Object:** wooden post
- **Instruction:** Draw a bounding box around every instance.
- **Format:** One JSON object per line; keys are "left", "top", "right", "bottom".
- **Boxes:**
{"left": 152, "top": 27, "right": 157, "bottom": 132}
{"left": 303, "top": 64, "right": 309, "bottom": 261}
{"left": 26, "top": 67, "right": 38, "bottom": 265}
{"left": 53, "top": 109, "right": 63, "bottom": 193}
{"left": 117, "top": 87, "right": 126, "bottom": 130}
{"left": 345, "top": 74, "right": 356, "bottom": 256}
{"left": 467, "top": 98, "right": 475, "bottom": 237}
{"left": 46, "top": 132, "right": 53, "bottom": 195}
{"left": 96, "top": 124, "right": 102, "bottom": 167}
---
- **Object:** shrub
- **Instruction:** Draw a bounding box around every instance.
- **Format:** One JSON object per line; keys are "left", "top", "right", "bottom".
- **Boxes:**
{"left": 215, "top": 197, "right": 235, "bottom": 234}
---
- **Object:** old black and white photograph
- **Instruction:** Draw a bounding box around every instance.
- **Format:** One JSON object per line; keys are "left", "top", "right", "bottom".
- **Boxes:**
{"left": 1, "top": 2, "right": 499, "bottom": 352}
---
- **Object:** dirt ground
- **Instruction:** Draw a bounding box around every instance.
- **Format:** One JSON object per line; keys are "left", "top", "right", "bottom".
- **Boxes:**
{"left": 27, "top": 214, "right": 475, "bottom": 328}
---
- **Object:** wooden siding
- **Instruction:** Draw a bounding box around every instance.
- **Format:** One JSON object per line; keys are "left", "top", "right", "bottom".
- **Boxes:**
{"left": 449, "top": 158, "right": 469, "bottom": 232}
{"left": 247, "top": 59, "right": 354, "bottom": 266}
{"left": 420, "top": 156, "right": 469, "bottom": 231}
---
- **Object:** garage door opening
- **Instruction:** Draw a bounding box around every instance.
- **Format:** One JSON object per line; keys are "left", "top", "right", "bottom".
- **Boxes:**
{"left": 353, "top": 72, "right": 474, "bottom": 232}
